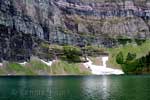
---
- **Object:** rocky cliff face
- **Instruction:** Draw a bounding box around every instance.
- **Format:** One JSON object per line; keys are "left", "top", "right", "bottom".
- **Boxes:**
{"left": 0, "top": 0, "right": 150, "bottom": 61}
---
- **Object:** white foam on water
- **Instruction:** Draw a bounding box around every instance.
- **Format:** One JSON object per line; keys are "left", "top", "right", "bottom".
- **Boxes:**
{"left": 83, "top": 56, "right": 124, "bottom": 75}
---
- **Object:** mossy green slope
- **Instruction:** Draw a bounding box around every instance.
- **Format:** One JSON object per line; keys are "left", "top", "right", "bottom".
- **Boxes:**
{"left": 0, "top": 60, "right": 91, "bottom": 76}
{"left": 108, "top": 39, "right": 150, "bottom": 69}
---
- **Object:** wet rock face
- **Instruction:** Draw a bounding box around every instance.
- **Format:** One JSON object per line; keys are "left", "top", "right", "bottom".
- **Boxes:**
{"left": 0, "top": 25, "right": 33, "bottom": 61}
{"left": 0, "top": 0, "right": 56, "bottom": 40}
{"left": 0, "top": 0, "right": 150, "bottom": 61}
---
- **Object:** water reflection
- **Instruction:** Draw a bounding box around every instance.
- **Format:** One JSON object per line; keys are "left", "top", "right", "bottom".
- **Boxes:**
{"left": 101, "top": 76, "right": 109, "bottom": 100}
{"left": 81, "top": 76, "right": 111, "bottom": 100}
{"left": 0, "top": 76, "right": 150, "bottom": 100}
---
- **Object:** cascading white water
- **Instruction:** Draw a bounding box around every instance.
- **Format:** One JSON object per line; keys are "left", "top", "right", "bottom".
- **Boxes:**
{"left": 19, "top": 62, "right": 27, "bottom": 66}
{"left": 102, "top": 57, "right": 108, "bottom": 68}
{"left": 0, "top": 63, "right": 3, "bottom": 67}
{"left": 40, "top": 59, "right": 56, "bottom": 66}
{"left": 83, "top": 56, "right": 124, "bottom": 75}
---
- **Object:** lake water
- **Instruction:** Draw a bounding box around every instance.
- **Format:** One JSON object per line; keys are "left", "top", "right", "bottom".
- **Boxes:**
{"left": 0, "top": 75, "right": 150, "bottom": 100}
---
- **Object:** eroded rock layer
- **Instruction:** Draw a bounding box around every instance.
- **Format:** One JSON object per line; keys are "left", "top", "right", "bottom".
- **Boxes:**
{"left": 0, "top": 0, "right": 150, "bottom": 61}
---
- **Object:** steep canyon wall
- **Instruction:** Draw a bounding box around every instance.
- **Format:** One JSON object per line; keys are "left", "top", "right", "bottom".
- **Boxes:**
{"left": 0, "top": 0, "right": 150, "bottom": 61}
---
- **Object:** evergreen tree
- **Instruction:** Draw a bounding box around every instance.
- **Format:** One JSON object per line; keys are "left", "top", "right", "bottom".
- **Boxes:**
{"left": 126, "top": 52, "right": 136, "bottom": 61}
{"left": 116, "top": 51, "right": 124, "bottom": 64}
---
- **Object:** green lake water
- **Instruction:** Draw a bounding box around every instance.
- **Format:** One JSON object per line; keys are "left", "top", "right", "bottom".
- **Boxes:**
{"left": 0, "top": 75, "right": 150, "bottom": 100}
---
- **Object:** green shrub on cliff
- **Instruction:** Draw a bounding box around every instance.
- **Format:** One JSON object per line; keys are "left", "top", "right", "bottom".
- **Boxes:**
{"left": 84, "top": 46, "right": 105, "bottom": 56}
{"left": 39, "top": 42, "right": 53, "bottom": 60}
{"left": 122, "top": 60, "right": 139, "bottom": 73}
{"left": 135, "top": 39, "right": 146, "bottom": 45}
{"left": 63, "top": 46, "right": 81, "bottom": 62}
{"left": 108, "top": 39, "right": 150, "bottom": 69}
{"left": 116, "top": 52, "right": 124, "bottom": 64}
{"left": 116, "top": 51, "right": 150, "bottom": 74}
{"left": 116, "top": 52, "right": 137, "bottom": 73}
{"left": 126, "top": 52, "right": 136, "bottom": 61}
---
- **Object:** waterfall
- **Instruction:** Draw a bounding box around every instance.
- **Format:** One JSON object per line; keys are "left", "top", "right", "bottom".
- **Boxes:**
{"left": 40, "top": 59, "right": 56, "bottom": 66}
{"left": 83, "top": 56, "right": 124, "bottom": 75}
{"left": 0, "top": 63, "right": 3, "bottom": 67}
{"left": 19, "top": 62, "right": 27, "bottom": 66}
{"left": 102, "top": 57, "right": 108, "bottom": 68}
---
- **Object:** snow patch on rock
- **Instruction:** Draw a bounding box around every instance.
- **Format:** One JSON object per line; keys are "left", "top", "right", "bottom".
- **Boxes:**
{"left": 40, "top": 60, "right": 56, "bottom": 66}
{"left": 83, "top": 56, "right": 124, "bottom": 75}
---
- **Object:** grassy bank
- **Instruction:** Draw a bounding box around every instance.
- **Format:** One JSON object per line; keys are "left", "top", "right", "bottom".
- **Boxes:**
{"left": 107, "top": 39, "right": 150, "bottom": 69}
{"left": 51, "top": 60, "right": 91, "bottom": 75}
{"left": 1, "top": 39, "right": 149, "bottom": 75}
{"left": 0, "top": 58, "right": 91, "bottom": 75}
